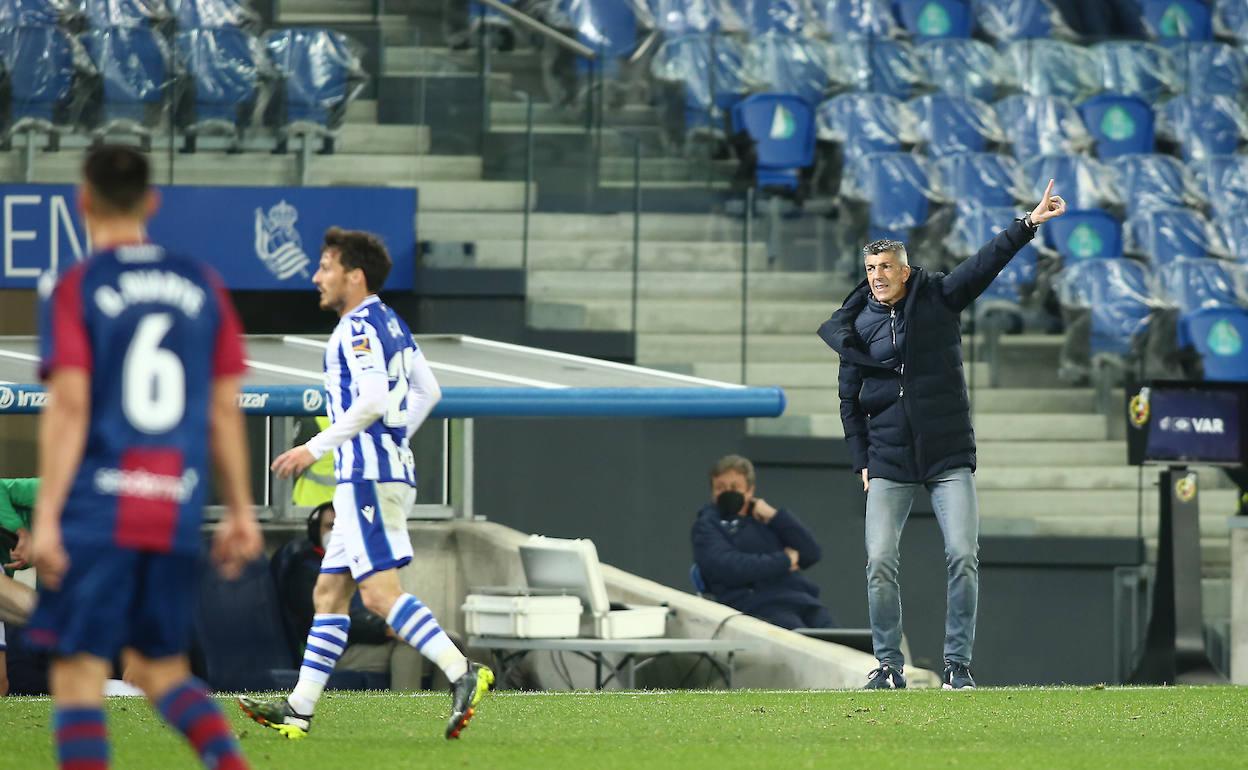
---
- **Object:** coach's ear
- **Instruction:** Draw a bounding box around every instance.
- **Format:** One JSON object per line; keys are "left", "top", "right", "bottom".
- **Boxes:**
{"left": 144, "top": 188, "right": 162, "bottom": 220}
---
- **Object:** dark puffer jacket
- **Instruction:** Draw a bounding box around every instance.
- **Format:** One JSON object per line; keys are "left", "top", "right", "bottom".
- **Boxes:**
{"left": 817, "top": 219, "right": 1036, "bottom": 483}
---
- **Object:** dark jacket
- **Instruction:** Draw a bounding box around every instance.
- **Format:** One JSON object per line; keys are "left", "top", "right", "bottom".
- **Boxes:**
{"left": 691, "top": 504, "right": 824, "bottom": 616}
{"left": 817, "top": 219, "right": 1037, "bottom": 483}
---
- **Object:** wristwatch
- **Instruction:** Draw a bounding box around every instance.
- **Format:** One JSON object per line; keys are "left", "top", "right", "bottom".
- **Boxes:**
{"left": 1018, "top": 212, "right": 1039, "bottom": 233}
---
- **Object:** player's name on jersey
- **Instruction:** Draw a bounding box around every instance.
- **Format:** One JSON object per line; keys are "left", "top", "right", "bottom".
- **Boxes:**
{"left": 93, "top": 267, "right": 207, "bottom": 319}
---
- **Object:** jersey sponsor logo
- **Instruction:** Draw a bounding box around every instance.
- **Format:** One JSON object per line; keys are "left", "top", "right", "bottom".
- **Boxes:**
{"left": 93, "top": 467, "right": 199, "bottom": 503}
{"left": 351, "top": 335, "right": 373, "bottom": 355}
{"left": 254, "top": 200, "right": 311, "bottom": 281}
{"left": 303, "top": 388, "right": 324, "bottom": 412}
{"left": 0, "top": 386, "right": 46, "bottom": 410}
{"left": 237, "top": 392, "right": 270, "bottom": 410}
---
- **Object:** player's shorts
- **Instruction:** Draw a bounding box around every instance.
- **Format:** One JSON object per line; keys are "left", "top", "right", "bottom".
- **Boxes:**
{"left": 27, "top": 545, "right": 196, "bottom": 660}
{"left": 321, "top": 480, "right": 415, "bottom": 581}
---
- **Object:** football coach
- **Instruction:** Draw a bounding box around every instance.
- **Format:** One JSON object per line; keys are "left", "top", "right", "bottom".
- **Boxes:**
{"left": 817, "top": 180, "right": 1067, "bottom": 691}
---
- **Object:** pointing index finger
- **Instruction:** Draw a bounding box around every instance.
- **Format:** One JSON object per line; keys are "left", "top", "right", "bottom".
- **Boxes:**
{"left": 1043, "top": 178, "right": 1055, "bottom": 200}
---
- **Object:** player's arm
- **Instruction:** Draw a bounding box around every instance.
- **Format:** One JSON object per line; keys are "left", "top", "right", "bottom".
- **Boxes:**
{"left": 404, "top": 348, "right": 442, "bottom": 441}
{"left": 31, "top": 369, "right": 90, "bottom": 589}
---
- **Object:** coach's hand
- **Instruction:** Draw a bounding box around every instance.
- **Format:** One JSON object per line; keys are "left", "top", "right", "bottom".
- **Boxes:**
{"left": 4, "top": 529, "right": 30, "bottom": 571}
{"left": 861, "top": 469, "right": 870, "bottom": 493}
{"left": 272, "top": 445, "right": 316, "bottom": 479}
{"left": 213, "top": 508, "right": 263, "bottom": 580}
{"left": 31, "top": 523, "right": 68, "bottom": 590}
{"left": 1030, "top": 178, "right": 1067, "bottom": 225}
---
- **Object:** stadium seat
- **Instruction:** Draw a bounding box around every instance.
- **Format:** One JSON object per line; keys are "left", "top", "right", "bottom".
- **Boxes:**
{"left": 1126, "top": 207, "right": 1224, "bottom": 265}
{"left": 1021, "top": 154, "right": 1116, "bottom": 210}
{"left": 909, "top": 93, "right": 1004, "bottom": 157}
{"left": 918, "top": 39, "right": 1007, "bottom": 100}
{"left": 1094, "top": 42, "right": 1179, "bottom": 102}
{"left": 1174, "top": 42, "right": 1248, "bottom": 97}
{"left": 641, "top": 0, "right": 722, "bottom": 34}
{"left": 84, "top": 0, "right": 168, "bottom": 27}
{"left": 1189, "top": 154, "right": 1248, "bottom": 216}
{"left": 816, "top": 92, "right": 916, "bottom": 160}
{"left": 1044, "top": 209, "right": 1123, "bottom": 261}
{"left": 1215, "top": 207, "right": 1248, "bottom": 259}
{"left": 744, "top": 33, "right": 835, "bottom": 107}
{"left": 170, "top": 0, "right": 258, "bottom": 29}
{"left": 1142, "top": 0, "right": 1214, "bottom": 44}
{"left": 735, "top": 0, "right": 810, "bottom": 36}
{"left": 651, "top": 33, "right": 749, "bottom": 135}
{"left": 822, "top": 0, "right": 903, "bottom": 42}
{"left": 1156, "top": 257, "right": 1241, "bottom": 312}
{"left": 936, "top": 152, "right": 1022, "bottom": 208}
{"left": 1112, "top": 153, "right": 1198, "bottom": 212}
{"left": 839, "top": 38, "right": 928, "bottom": 99}
{"left": 174, "top": 27, "right": 264, "bottom": 146}
{"left": 731, "top": 93, "right": 816, "bottom": 193}
{"left": 1056, "top": 257, "right": 1154, "bottom": 357}
{"left": 0, "top": 0, "right": 80, "bottom": 25}
{"left": 1177, "top": 306, "right": 1248, "bottom": 381}
{"left": 975, "top": 0, "right": 1072, "bottom": 41}
{"left": 193, "top": 555, "right": 299, "bottom": 692}
{"left": 690, "top": 562, "right": 709, "bottom": 596}
{"left": 81, "top": 26, "right": 171, "bottom": 137}
{"left": 1216, "top": 0, "right": 1248, "bottom": 42}
{"left": 1159, "top": 95, "right": 1248, "bottom": 160}
{"left": 995, "top": 94, "right": 1091, "bottom": 159}
{"left": 946, "top": 205, "right": 1039, "bottom": 311}
{"left": 843, "top": 151, "right": 937, "bottom": 240}
{"left": 558, "top": 0, "right": 637, "bottom": 69}
{"left": 0, "top": 25, "right": 86, "bottom": 135}
{"left": 265, "top": 28, "right": 366, "bottom": 134}
{"left": 1004, "top": 40, "right": 1101, "bottom": 101}
{"left": 1078, "top": 94, "right": 1155, "bottom": 159}
{"left": 896, "top": 0, "right": 972, "bottom": 40}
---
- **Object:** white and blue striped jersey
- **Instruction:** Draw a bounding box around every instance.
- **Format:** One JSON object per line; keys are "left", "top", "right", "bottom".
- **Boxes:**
{"left": 323, "top": 296, "right": 420, "bottom": 485}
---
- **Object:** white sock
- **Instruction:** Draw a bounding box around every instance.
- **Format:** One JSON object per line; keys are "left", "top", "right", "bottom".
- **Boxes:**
{"left": 386, "top": 593, "right": 469, "bottom": 682}
{"left": 288, "top": 613, "right": 349, "bottom": 715}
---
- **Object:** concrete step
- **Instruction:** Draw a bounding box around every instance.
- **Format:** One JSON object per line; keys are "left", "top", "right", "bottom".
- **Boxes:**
{"left": 338, "top": 123, "right": 431, "bottom": 155}
{"left": 415, "top": 180, "right": 531, "bottom": 211}
{"left": 528, "top": 298, "right": 835, "bottom": 334}
{"left": 346, "top": 99, "right": 379, "bottom": 124}
{"left": 491, "top": 100, "right": 662, "bottom": 127}
{"left": 749, "top": 409, "right": 1101, "bottom": 441}
{"left": 599, "top": 156, "right": 736, "bottom": 183}
{"left": 776, "top": 386, "right": 1099, "bottom": 417}
{"left": 527, "top": 270, "right": 852, "bottom": 301}
{"left": 386, "top": 46, "right": 541, "bottom": 74}
{"left": 684, "top": 362, "right": 840, "bottom": 388}
{"left": 975, "top": 440, "right": 1127, "bottom": 466}
{"left": 977, "top": 488, "right": 1240, "bottom": 518}
{"left": 278, "top": 12, "right": 417, "bottom": 44}
{"left": 636, "top": 334, "right": 832, "bottom": 364}
{"left": 975, "top": 465, "right": 1238, "bottom": 491}
{"left": 307, "top": 154, "right": 482, "bottom": 184}
{"left": 456, "top": 240, "right": 774, "bottom": 272}
{"left": 419, "top": 212, "right": 751, "bottom": 242}
{"left": 970, "top": 388, "right": 1098, "bottom": 414}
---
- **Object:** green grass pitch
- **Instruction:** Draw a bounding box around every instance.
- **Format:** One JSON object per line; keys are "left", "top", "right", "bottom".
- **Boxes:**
{"left": 3, "top": 687, "right": 1248, "bottom": 769}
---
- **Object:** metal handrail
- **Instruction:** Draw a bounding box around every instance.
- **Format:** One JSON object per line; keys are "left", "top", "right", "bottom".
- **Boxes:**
{"left": 477, "top": 0, "right": 597, "bottom": 60}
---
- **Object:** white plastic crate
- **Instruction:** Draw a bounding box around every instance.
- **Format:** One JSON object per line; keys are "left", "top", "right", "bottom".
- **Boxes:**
{"left": 462, "top": 593, "right": 583, "bottom": 639}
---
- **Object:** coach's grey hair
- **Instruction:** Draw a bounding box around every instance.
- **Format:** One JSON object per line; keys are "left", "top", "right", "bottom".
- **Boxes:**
{"left": 710, "top": 454, "right": 756, "bottom": 488}
{"left": 863, "top": 239, "right": 909, "bottom": 265}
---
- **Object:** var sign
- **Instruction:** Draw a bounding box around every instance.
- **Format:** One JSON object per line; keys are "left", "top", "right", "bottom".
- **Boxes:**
{"left": 2, "top": 185, "right": 91, "bottom": 287}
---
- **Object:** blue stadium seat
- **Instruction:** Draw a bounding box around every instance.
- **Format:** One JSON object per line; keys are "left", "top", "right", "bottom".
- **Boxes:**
{"left": 947, "top": 206, "right": 1038, "bottom": 309}
{"left": 918, "top": 39, "right": 1006, "bottom": 100}
{"left": 897, "top": 0, "right": 972, "bottom": 40}
{"left": 1189, "top": 154, "right": 1248, "bottom": 217}
{"left": 744, "top": 33, "right": 835, "bottom": 106}
{"left": 731, "top": 93, "right": 816, "bottom": 192}
{"left": 1142, "top": 0, "right": 1214, "bottom": 44}
{"left": 1112, "top": 153, "right": 1197, "bottom": 212}
{"left": 1044, "top": 209, "right": 1123, "bottom": 261}
{"left": 171, "top": 0, "right": 257, "bottom": 29}
{"left": 841, "top": 39, "right": 928, "bottom": 99}
{"left": 816, "top": 92, "right": 914, "bottom": 160}
{"left": 1094, "top": 42, "right": 1179, "bottom": 102}
{"left": 0, "top": 26, "right": 84, "bottom": 134}
{"left": 936, "top": 152, "right": 1022, "bottom": 207}
{"left": 995, "top": 94, "right": 1091, "bottom": 159}
{"left": 822, "top": 0, "right": 902, "bottom": 42}
{"left": 1021, "top": 154, "right": 1115, "bottom": 210}
{"left": 1178, "top": 306, "right": 1248, "bottom": 381}
{"left": 1157, "top": 257, "right": 1241, "bottom": 312}
{"left": 174, "top": 28, "right": 262, "bottom": 143}
{"left": 558, "top": 0, "right": 637, "bottom": 67}
{"left": 690, "top": 562, "right": 708, "bottom": 595}
{"left": 1216, "top": 207, "right": 1248, "bottom": 259}
{"left": 642, "top": 0, "right": 722, "bottom": 34}
{"left": 194, "top": 555, "right": 298, "bottom": 692}
{"left": 82, "top": 26, "right": 170, "bottom": 135}
{"left": 843, "top": 151, "right": 935, "bottom": 240}
{"left": 909, "top": 93, "right": 1002, "bottom": 157}
{"left": 651, "top": 33, "right": 749, "bottom": 135}
{"left": 1004, "top": 40, "right": 1101, "bottom": 101}
{"left": 1126, "top": 207, "right": 1223, "bottom": 265}
{"left": 1057, "top": 258, "right": 1154, "bottom": 357}
{"left": 733, "top": 0, "right": 810, "bottom": 36}
{"left": 1174, "top": 42, "right": 1248, "bottom": 97}
{"left": 1159, "top": 95, "right": 1248, "bottom": 160}
{"left": 1078, "top": 94, "right": 1155, "bottom": 159}
{"left": 975, "top": 0, "right": 1070, "bottom": 41}
{"left": 265, "top": 28, "right": 366, "bottom": 133}
{"left": 0, "top": 0, "right": 80, "bottom": 25}
{"left": 84, "top": 0, "right": 168, "bottom": 27}
{"left": 1217, "top": 0, "right": 1248, "bottom": 42}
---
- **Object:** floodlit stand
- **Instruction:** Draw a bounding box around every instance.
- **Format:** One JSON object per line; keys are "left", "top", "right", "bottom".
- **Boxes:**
{"left": 1129, "top": 467, "right": 1226, "bottom": 684}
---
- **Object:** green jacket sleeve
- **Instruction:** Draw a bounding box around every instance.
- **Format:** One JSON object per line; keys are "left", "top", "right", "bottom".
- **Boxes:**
{"left": 0, "top": 478, "right": 38, "bottom": 532}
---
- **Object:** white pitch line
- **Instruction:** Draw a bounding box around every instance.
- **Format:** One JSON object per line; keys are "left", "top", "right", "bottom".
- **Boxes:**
{"left": 245, "top": 360, "right": 323, "bottom": 383}
{"left": 0, "top": 349, "right": 40, "bottom": 363}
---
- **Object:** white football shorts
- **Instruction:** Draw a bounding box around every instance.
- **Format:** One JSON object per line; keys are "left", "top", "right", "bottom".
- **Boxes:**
{"left": 321, "top": 480, "right": 416, "bottom": 581}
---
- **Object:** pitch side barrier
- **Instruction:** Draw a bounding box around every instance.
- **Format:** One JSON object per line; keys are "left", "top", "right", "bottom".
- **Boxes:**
{"left": 0, "top": 383, "right": 787, "bottom": 521}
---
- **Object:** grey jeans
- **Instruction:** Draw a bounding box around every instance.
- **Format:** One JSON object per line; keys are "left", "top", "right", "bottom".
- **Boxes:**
{"left": 864, "top": 466, "right": 979, "bottom": 668}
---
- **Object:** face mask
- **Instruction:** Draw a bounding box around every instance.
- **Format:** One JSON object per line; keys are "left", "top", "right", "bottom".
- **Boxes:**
{"left": 716, "top": 490, "right": 745, "bottom": 519}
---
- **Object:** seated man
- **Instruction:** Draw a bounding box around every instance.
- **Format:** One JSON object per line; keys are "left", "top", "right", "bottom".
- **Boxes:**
{"left": 0, "top": 477, "right": 40, "bottom": 696}
{"left": 692, "top": 455, "right": 836, "bottom": 630}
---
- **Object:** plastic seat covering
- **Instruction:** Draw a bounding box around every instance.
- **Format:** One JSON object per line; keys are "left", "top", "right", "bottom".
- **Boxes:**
{"left": 1078, "top": 94, "right": 1155, "bottom": 159}
{"left": 1177, "top": 306, "right": 1248, "bottom": 381}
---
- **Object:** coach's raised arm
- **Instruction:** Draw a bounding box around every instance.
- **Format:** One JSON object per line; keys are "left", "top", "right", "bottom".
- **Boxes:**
{"left": 813, "top": 181, "right": 1066, "bottom": 691}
